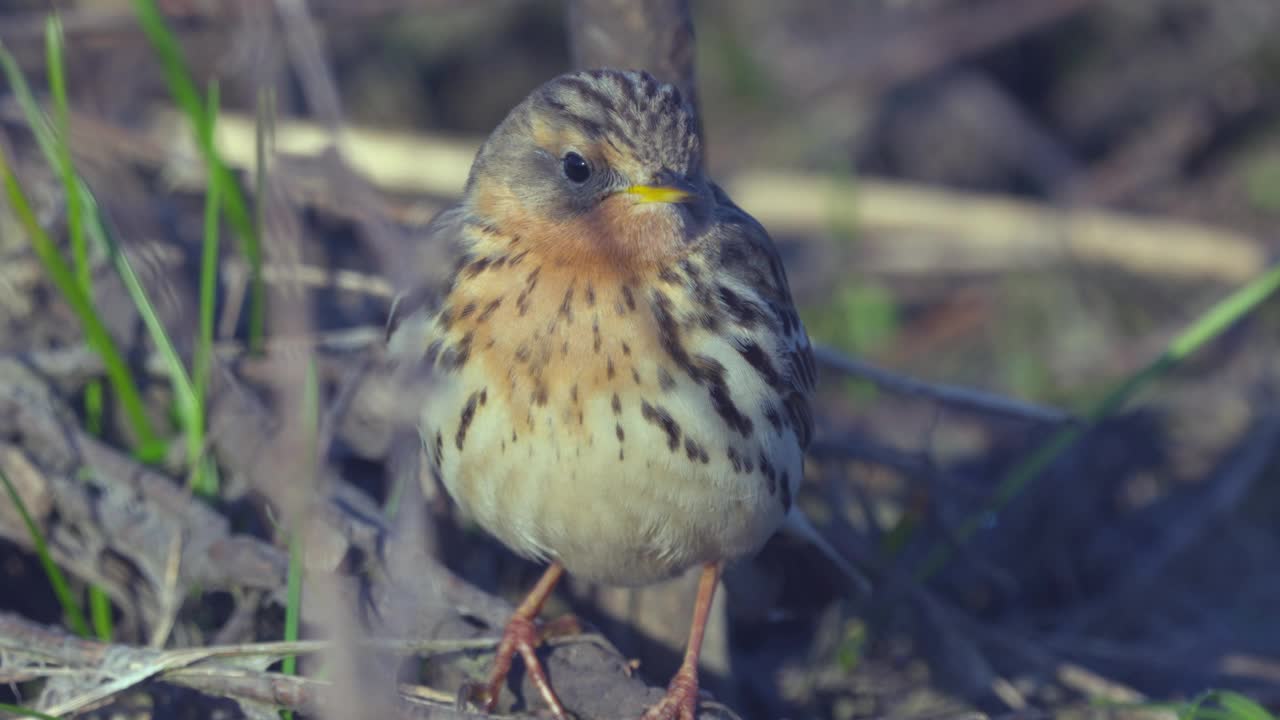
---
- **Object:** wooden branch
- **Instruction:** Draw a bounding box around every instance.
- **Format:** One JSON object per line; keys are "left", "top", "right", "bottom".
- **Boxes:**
{"left": 118, "top": 105, "right": 1267, "bottom": 284}
{"left": 813, "top": 345, "right": 1072, "bottom": 424}
{"left": 727, "top": 172, "right": 1267, "bottom": 283}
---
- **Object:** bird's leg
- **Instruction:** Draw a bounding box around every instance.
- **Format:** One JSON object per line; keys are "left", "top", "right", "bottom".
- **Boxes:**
{"left": 642, "top": 561, "right": 722, "bottom": 720}
{"left": 477, "top": 562, "right": 570, "bottom": 719}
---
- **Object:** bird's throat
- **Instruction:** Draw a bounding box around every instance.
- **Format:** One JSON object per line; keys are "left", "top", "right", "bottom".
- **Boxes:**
{"left": 468, "top": 183, "right": 689, "bottom": 278}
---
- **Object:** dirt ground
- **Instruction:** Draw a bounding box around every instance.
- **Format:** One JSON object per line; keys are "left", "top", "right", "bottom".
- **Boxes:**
{"left": 2, "top": 1, "right": 1280, "bottom": 719}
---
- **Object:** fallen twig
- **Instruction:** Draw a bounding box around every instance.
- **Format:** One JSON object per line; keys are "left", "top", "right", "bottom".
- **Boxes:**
{"left": 0, "top": 611, "right": 490, "bottom": 718}
{"left": 812, "top": 345, "right": 1072, "bottom": 425}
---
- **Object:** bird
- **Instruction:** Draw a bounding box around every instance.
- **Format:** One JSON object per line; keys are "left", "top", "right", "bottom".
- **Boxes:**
{"left": 386, "top": 68, "right": 822, "bottom": 720}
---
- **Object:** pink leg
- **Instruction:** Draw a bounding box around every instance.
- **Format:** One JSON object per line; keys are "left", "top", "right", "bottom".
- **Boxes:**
{"left": 641, "top": 562, "right": 722, "bottom": 720}
{"left": 477, "top": 563, "right": 570, "bottom": 719}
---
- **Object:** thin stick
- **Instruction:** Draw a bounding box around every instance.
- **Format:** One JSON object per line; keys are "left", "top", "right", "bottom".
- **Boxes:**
{"left": 812, "top": 345, "right": 1072, "bottom": 424}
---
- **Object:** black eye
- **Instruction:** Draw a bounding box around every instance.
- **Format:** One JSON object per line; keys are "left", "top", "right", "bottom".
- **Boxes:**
{"left": 562, "top": 152, "right": 591, "bottom": 183}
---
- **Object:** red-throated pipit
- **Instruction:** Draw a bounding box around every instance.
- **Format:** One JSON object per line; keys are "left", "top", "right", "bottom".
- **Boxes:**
{"left": 387, "top": 68, "right": 816, "bottom": 720}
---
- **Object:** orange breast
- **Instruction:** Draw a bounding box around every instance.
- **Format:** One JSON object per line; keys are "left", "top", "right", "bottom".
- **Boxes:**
{"left": 442, "top": 251, "right": 665, "bottom": 442}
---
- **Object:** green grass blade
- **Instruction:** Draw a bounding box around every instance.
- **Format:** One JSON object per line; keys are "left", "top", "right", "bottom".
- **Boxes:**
{"left": 131, "top": 0, "right": 265, "bottom": 350}
{"left": 89, "top": 585, "right": 114, "bottom": 641}
{"left": 83, "top": 379, "right": 103, "bottom": 435}
{"left": 0, "top": 145, "right": 160, "bottom": 452}
{"left": 1213, "top": 692, "right": 1275, "bottom": 720}
{"left": 43, "top": 17, "right": 117, "bottom": 639}
{"left": 195, "top": 81, "right": 220, "bottom": 410}
{"left": 1181, "top": 692, "right": 1217, "bottom": 720}
{"left": 1191, "top": 711, "right": 1248, "bottom": 720}
{"left": 79, "top": 186, "right": 214, "bottom": 496}
{"left": 0, "top": 464, "right": 90, "bottom": 637}
{"left": 60, "top": 47, "right": 108, "bottom": 437}
{"left": 0, "top": 701, "right": 62, "bottom": 720}
{"left": 1167, "top": 274, "right": 1280, "bottom": 358}
{"left": 187, "top": 80, "right": 223, "bottom": 499}
{"left": 280, "top": 360, "right": 319, "bottom": 719}
{"left": 917, "top": 261, "right": 1280, "bottom": 580}
{"left": 44, "top": 14, "right": 88, "bottom": 293}
{"left": 0, "top": 43, "right": 61, "bottom": 177}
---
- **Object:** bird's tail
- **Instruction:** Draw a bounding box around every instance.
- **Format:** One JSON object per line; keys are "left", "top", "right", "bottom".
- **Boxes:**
{"left": 782, "top": 510, "right": 872, "bottom": 596}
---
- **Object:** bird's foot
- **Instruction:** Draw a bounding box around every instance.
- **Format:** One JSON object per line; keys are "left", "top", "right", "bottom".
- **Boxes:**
{"left": 641, "top": 667, "right": 700, "bottom": 720}
{"left": 466, "top": 612, "right": 571, "bottom": 719}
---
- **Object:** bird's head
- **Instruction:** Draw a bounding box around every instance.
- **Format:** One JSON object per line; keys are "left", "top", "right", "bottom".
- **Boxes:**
{"left": 463, "top": 69, "right": 712, "bottom": 272}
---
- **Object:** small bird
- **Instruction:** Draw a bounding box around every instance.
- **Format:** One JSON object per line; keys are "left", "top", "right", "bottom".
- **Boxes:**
{"left": 387, "top": 68, "right": 818, "bottom": 720}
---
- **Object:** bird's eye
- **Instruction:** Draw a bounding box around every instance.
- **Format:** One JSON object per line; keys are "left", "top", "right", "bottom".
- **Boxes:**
{"left": 562, "top": 152, "right": 591, "bottom": 183}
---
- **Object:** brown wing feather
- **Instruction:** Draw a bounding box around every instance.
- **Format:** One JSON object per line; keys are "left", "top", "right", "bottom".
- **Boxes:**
{"left": 707, "top": 183, "right": 816, "bottom": 448}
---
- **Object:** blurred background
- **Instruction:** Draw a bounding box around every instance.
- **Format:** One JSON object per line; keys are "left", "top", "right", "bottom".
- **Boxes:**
{"left": 2, "top": 1, "right": 1280, "bottom": 719}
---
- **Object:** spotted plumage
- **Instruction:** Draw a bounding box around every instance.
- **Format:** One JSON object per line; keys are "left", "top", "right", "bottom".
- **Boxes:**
{"left": 385, "top": 69, "right": 816, "bottom": 720}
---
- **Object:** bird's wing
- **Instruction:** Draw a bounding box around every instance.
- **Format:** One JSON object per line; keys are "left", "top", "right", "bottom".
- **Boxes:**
{"left": 708, "top": 182, "right": 817, "bottom": 449}
{"left": 710, "top": 184, "right": 871, "bottom": 592}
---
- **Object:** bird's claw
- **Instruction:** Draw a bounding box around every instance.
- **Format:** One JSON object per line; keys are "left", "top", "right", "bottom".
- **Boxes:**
{"left": 640, "top": 670, "right": 700, "bottom": 720}
{"left": 473, "top": 613, "right": 572, "bottom": 719}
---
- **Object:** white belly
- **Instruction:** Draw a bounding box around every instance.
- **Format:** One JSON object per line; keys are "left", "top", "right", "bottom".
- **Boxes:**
{"left": 421, "top": 347, "right": 801, "bottom": 586}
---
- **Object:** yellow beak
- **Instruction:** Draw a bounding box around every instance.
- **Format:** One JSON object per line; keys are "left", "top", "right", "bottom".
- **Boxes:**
{"left": 626, "top": 184, "right": 695, "bottom": 204}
